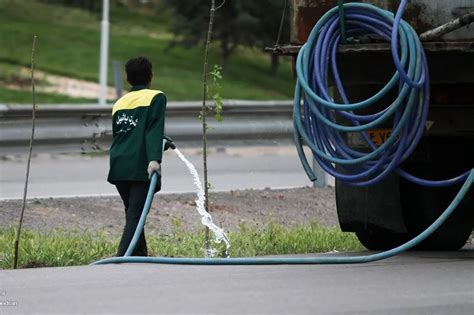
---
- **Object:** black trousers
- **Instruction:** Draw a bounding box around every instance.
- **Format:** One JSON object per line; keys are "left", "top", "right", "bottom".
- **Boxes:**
{"left": 115, "top": 181, "right": 150, "bottom": 256}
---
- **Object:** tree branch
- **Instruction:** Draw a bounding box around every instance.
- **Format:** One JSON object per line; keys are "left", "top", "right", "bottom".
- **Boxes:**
{"left": 215, "top": 0, "right": 226, "bottom": 11}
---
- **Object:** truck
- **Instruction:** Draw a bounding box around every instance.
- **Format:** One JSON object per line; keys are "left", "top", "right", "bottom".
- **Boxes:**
{"left": 279, "top": 0, "right": 474, "bottom": 250}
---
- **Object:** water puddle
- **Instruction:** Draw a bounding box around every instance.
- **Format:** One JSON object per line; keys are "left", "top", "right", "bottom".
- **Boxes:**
{"left": 173, "top": 148, "right": 231, "bottom": 258}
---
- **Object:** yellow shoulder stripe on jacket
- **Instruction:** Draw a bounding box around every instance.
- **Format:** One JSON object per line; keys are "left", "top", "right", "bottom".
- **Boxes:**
{"left": 112, "top": 89, "right": 163, "bottom": 115}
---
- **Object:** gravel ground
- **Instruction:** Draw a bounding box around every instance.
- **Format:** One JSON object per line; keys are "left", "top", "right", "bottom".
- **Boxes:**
{"left": 0, "top": 187, "right": 338, "bottom": 236}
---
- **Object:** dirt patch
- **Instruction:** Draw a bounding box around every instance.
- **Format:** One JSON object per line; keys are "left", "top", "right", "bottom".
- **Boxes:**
{"left": 1, "top": 67, "right": 121, "bottom": 100}
{"left": 21, "top": 261, "right": 53, "bottom": 269}
{"left": 0, "top": 187, "right": 338, "bottom": 236}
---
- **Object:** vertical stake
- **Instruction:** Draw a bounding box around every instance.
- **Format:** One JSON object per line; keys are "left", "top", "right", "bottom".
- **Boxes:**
{"left": 13, "top": 35, "right": 38, "bottom": 269}
{"left": 201, "top": 0, "right": 217, "bottom": 255}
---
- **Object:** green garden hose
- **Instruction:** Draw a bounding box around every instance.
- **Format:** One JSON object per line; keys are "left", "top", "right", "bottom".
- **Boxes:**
{"left": 92, "top": 1, "right": 473, "bottom": 266}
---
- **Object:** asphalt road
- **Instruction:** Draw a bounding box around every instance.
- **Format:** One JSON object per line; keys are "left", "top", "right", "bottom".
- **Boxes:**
{"left": 1, "top": 250, "right": 473, "bottom": 314}
{"left": 2, "top": 146, "right": 473, "bottom": 314}
{"left": 0, "top": 145, "right": 333, "bottom": 200}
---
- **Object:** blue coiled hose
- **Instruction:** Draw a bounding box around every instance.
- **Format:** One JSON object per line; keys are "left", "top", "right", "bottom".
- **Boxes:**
{"left": 293, "top": 1, "right": 470, "bottom": 187}
{"left": 93, "top": 1, "right": 473, "bottom": 266}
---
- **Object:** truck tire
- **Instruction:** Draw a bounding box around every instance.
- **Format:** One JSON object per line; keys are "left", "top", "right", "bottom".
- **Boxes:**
{"left": 336, "top": 173, "right": 410, "bottom": 250}
{"left": 355, "top": 227, "right": 409, "bottom": 250}
{"left": 400, "top": 183, "right": 473, "bottom": 250}
{"left": 337, "top": 137, "right": 473, "bottom": 251}
{"left": 399, "top": 137, "right": 474, "bottom": 250}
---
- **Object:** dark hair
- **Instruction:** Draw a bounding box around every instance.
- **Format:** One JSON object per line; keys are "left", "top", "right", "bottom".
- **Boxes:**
{"left": 125, "top": 56, "right": 153, "bottom": 86}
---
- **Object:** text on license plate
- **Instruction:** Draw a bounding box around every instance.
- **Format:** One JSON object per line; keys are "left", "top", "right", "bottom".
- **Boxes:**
{"left": 368, "top": 129, "right": 392, "bottom": 146}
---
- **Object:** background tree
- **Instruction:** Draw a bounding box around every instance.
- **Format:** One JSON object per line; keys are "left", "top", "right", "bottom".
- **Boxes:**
{"left": 163, "top": 0, "right": 251, "bottom": 70}
{"left": 163, "top": 0, "right": 288, "bottom": 73}
{"left": 242, "top": 0, "right": 290, "bottom": 74}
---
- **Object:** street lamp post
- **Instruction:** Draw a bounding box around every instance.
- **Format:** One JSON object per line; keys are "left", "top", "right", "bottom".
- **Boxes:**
{"left": 99, "top": 0, "right": 110, "bottom": 105}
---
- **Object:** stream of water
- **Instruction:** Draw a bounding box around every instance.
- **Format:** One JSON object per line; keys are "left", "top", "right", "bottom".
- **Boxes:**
{"left": 173, "top": 148, "right": 231, "bottom": 257}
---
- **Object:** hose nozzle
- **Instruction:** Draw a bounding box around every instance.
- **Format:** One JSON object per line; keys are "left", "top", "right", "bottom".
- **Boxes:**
{"left": 164, "top": 135, "right": 176, "bottom": 150}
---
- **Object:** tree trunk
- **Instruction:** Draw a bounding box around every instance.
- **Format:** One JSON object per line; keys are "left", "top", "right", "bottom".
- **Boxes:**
{"left": 270, "top": 54, "right": 280, "bottom": 75}
{"left": 201, "top": 0, "right": 216, "bottom": 252}
{"left": 221, "top": 51, "right": 231, "bottom": 72}
{"left": 220, "top": 39, "right": 231, "bottom": 72}
{"left": 86, "top": 0, "right": 96, "bottom": 12}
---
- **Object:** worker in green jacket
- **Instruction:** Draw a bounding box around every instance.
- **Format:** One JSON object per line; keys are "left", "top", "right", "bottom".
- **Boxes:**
{"left": 107, "top": 56, "right": 166, "bottom": 256}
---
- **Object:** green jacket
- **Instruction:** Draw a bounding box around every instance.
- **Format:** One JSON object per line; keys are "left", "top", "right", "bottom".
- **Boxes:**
{"left": 107, "top": 86, "right": 166, "bottom": 184}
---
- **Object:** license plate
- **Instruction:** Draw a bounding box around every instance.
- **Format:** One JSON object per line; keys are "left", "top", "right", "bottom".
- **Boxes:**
{"left": 368, "top": 129, "right": 392, "bottom": 146}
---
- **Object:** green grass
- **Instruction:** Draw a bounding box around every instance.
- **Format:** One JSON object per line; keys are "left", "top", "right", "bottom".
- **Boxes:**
{"left": 0, "top": 0, "right": 294, "bottom": 103}
{"left": 0, "top": 222, "right": 363, "bottom": 269}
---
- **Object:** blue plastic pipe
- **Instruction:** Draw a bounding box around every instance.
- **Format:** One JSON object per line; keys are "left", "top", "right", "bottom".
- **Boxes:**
{"left": 93, "top": 169, "right": 472, "bottom": 265}
{"left": 292, "top": 1, "right": 470, "bottom": 187}
{"left": 123, "top": 174, "right": 158, "bottom": 257}
{"left": 93, "top": 1, "right": 473, "bottom": 266}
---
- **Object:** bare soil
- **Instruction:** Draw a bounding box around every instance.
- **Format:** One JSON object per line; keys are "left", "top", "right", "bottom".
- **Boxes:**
{"left": 0, "top": 187, "right": 338, "bottom": 236}
{"left": 1, "top": 67, "right": 120, "bottom": 100}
